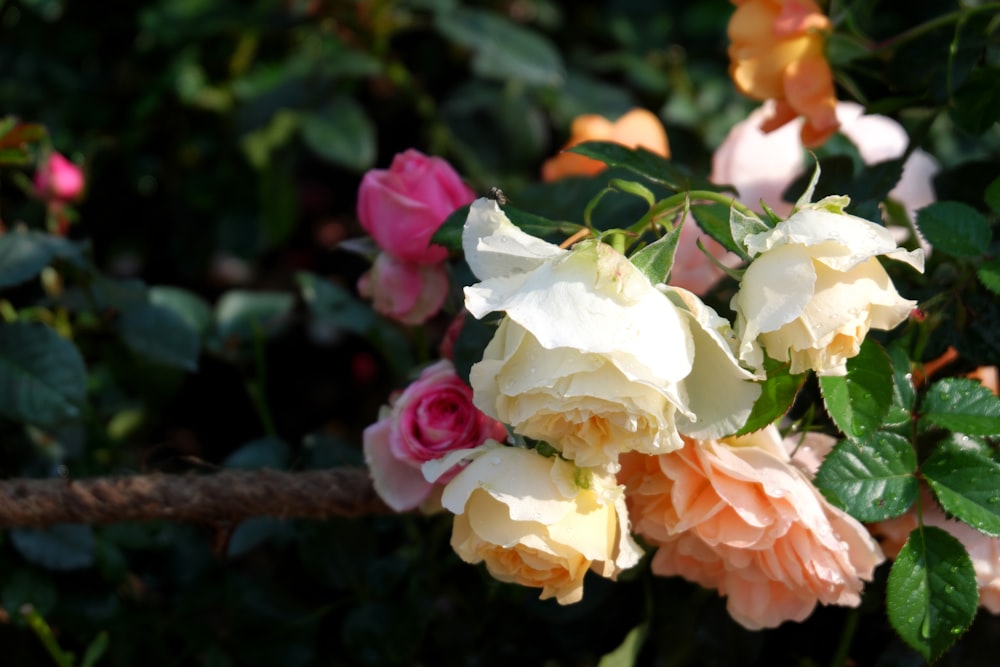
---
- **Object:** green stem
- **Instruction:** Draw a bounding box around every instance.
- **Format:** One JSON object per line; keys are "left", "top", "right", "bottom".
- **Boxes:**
{"left": 628, "top": 190, "right": 756, "bottom": 237}
{"left": 829, "top": 607, "right": 860, "bottom": 667}
{"left": 868, "top": 3, "right": 1000, "bottom": 55}
{"left": 22, "top": 605, "right": 76, "bottom": 667}
{"left": 247, "top": 321, "right": 277, "bottom": 438}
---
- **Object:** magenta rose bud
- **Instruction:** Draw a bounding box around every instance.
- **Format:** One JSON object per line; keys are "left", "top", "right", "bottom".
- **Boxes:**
{"left": 363, "top": 359, "right": 509, "bottom": 512}
{"left": 357, "top": 149, "right": 474, "bottom": 264}
{"left": 357, "top": 252, "right": 449, "bottom": 326}
{"left": 34, "top": 152, "right": 85, "bottom": 203}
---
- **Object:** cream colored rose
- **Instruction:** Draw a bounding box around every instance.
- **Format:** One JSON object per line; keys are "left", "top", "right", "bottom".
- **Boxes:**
{"left": 731, "top": 197, "right": 924, "bottom": 376}
{"left": 424, "top": 443, "right": 642, "bottom": 604}
{"left": 462, "top": 198, "right": 761, "bottom": 469}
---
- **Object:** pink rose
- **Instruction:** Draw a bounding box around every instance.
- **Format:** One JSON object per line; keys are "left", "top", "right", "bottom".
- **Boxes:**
{"left": 357, "top": 149, "right": 475, "bottom": 264}
{"left": 34, "top": 152, "right": 85, "bottom": 203}
{"left": 711, "top": 101, "right": 939, "bottom": 221}
{"left": 357, "top": 252, "right": 449, "bottom": 326}
{"left": 871, "top": 488, "right": 1000, "bottom": 615}
{"left": 619, "top": 425, "right": 884, "bottom": 629}
{"left": 363, "top": 359, "right": 509, "bottom": 512}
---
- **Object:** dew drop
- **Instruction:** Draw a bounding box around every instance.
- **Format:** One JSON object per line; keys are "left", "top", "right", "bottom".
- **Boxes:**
{"left": 490, "top": 457, "right": 502, "bottom": 466}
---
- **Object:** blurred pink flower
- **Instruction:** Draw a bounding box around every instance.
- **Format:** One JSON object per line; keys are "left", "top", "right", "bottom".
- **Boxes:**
{"left": 357, "top": 149, "right": 474, "bottom": 264}
{"left": 669, "top": 218, "right": 741, "bottom": 295}
{"left": 34, "top": 152, "right": 84, "bottom": 203}
{"left": 619, "top": 425, "right": 883, "bottom": 629}
{"left": 871, "top": 488, "right": 1000, "bottom": 615}
{"left": 363, "top": 359, "right": 509, "bottom": 512}
{"left": 711, "top": 101, "right": 938, "bottom": 220}
{"left": 357, "top": 252, "right": 449, "bottom": 326}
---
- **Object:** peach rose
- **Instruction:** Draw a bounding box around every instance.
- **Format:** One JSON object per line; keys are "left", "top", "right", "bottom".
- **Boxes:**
{"left": 619, "top": 425, "right": 884, "bottom": 629}
{"left": 425, "top": 443, "right": 643, "bottom": 604}
{"left": 727, "top": 0, "right": 838, "bottom": 147}
{"left": 542, "top": 108, "right": 670, "bottom": 181}
{"left": 711, "top": 101, "right": 940, "bottom": 223}
{"left": 871, "top": 488, "right": 1000, "bottom": 615}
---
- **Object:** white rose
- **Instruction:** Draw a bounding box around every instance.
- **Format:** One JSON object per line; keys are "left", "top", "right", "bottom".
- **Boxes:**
{"left": 462, "top": 198, "right": 761, "bottom": 468}
{"left": 424, "top": 442, "right": 642, "bottom": 605}
{"left": 731, "top": 197, "right": 925, "bottom": 376}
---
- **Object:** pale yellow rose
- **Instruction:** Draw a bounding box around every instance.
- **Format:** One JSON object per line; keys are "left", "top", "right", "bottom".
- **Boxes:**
{"left": 424, "top": 443, "right": 642, "bottom": 604}
{"left": 462, "top": 198, "right": 761, "bottom": 468}
{"left": 731, "top": 197, "right": 924, "bottom": 376}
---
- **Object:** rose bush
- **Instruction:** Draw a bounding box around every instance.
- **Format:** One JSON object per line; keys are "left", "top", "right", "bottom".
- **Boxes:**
{"left": 618, "top": 425, "right": 885, "bottom": 629}
{"left": 731, "top": 196, "right": 924, "bottom": 376}
{"left": 541, "top": 108, "right": 670, "bottom": 181}
{"left": 357, "top": 148, "right": 475, "bottom": 264}
{"left": 356, "top": 252, "right": 450, "bottom": 326}
{"left": 423, "top": 442, "right": 643, "bottom": 605}
{"left": 461, "top": 198, "right": 760, "bottom": 468}
{"left": 363, "top": 359, "right": 508, "bottom": 511}
{"left": 727, "top": 0, "right": 838, "bottom": 147}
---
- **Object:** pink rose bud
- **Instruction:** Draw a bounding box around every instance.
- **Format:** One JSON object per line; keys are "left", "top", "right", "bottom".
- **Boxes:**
{"left": 357, "top": 252, "right": 449, "bottom": 326}
{"left": 34, "top": 152, "right": 84, "bottom": 203}
{"left": 363, "top": 359, "right": 509, "bottom": 512}
{"left": 357, "top": 149, "right": 475, "bottom": 264}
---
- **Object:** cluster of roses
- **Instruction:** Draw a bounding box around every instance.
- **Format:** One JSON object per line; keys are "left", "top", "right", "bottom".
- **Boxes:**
{"left": 354, "top": 0, "right": 1000, "bottom": 630}
{"left": 359, "top": 162, "right": 933, "bottom": 628}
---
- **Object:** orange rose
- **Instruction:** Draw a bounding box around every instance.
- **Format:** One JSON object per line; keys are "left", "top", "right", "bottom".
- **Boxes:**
{"left": 727, "top": 0, "right": 839, "bottom": 147}
{"left": 542, "top": 108, "right": 670, "bottom": 181}
{"left": 619, "top": 426, "right": 883, "bottom": 629}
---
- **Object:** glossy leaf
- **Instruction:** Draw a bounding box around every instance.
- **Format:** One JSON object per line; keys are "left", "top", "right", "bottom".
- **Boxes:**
{"left": 886, "top": 526, "right": 978, "bottom": 663}
{"left": 117, "top": 301, "right": 201, "bottom": 371}
{"left": 729, "top": 207, "right": 769, "bottom": 256}
{"left": 0, "top": 322, "right": 86, "bottom": 426}
{"left": 435, "top": 8, "right": 564, "bottom": 86}
{"left": 915, "top": 201, "right": 990, "bottom": 258}
{"left": 922, "top": 435, "right": 1000, "bottom": 536}
{"left": 920, "top": 377, "right": 1000, "bottom": 436}
{"left": 735, "top": 359, "right": 805, "bottom": 435}
{"left": 297, "top": 271, "right": 375, "bottom": 336}
{"left": 977, "top": 257, "right": 1000, "bottom": 296}
{"left": 0, "top": 230, "right": 82, "bottom": 289}
{"left": 814, "top": 431, "right": 918, "bottom": 522}
{"left": 691, "top": 202, "right": 745, "bottom": 258}
{"left": 819, "top": 338, "right": 894, "bottom": 440}
{"left": 567, "top": 141, "right": 718, "bottom": 192}
{"left": 9, "top": 524, "right": 96, "bottom": 571}
{"left": 300, "top": 99, "right": 376, "bottom": 172}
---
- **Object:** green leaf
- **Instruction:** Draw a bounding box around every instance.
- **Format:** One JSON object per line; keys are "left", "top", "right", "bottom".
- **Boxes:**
{"left": 819, "top": 338, "right": 894, "bottom": 440}
{"left": 149, "top": 286, "right": 213, "bottom": 337}
{"left": 81, "top": 631, "right": 110, "bottom": 667}
{"left": 0, "top": 322, "right": 86, "bottom": 426}
{"left": 922, "top": 435, "right": 1000, "bottom": 536}
{"left": 977, "top": 257, "right": 1000, "bottom": 296}
{"left": 505, "top": 206, "right": 585, "bottom": 241}
{"left": 886, "top": 526, "right": 978, "bottom": 663}
{"left": 883, "top": 343, "right": 918, "bottom": 433}
{"left": 300, "top": 99, "right": 376, "bottom": 172}
{"left": 630, "top": 226, "right": 680, "bottom": 285}
{"left": 920, "top": 377, "right": 1000, "bottom": 435}
{"left": 2, "top": 569, "right": 57, "bottom": 617}
{"left": 259, "top": 158, "right": 298, "bottom": 248}
{"left": 915, "top": 201, "right": 990, "bottom": 258}
{"left": 223, "top": 436, "right": 292, "bottom": 470}
{"left": 9, "top": 524, "right": 97, "bottom": 571}
{"left": 985, "top": 175, "right": 1000, "bottom": 216}
{"left": 597, "top": 621, "right": 648, "bottom": 667}
{"left": 691, "top": 202, "right": 745, "bottom": 258}
{"left": 297, "top": 271, "right": 375, "bottom": 336}
{"left": 735, "top": 359, "right": 805, "bottom": 435}
{"left": 435, "top": 8, "right": 564, "bottom": 86}
{"left": 117, "top": 301, "right": 201, "bottom": 371}
{"left": 212, "top": 290, "right": 295, "bottom": 345}
{"left": 950, "top": 67, "right": 1000, "bottom": 135}
{"left": 0, "top": 231, "right": 82, "bottom": 289}
{"left": 813, "top": 432, "right": 918, "bottom": 522}
{"left": 567, "top": 141, "right": 717, "bottom": 192}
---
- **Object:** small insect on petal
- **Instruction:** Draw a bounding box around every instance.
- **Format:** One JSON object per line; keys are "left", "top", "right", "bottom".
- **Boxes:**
{"left": 487, "top": 186, "right": 507, "bottom": 205}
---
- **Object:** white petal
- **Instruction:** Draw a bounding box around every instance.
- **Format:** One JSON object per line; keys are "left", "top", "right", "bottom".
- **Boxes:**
{"left": 462, "top": 198, "right": 565, "bottom": 282}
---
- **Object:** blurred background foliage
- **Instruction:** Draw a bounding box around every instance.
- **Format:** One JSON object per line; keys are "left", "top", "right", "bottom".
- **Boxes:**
{"left": 0, "top": 0, "right": 998, "bottom": 664}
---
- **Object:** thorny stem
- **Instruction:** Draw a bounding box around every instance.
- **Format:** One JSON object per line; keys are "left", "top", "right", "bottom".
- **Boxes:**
{"left": 22, "top": 605, "right": 76, "bottom": 667}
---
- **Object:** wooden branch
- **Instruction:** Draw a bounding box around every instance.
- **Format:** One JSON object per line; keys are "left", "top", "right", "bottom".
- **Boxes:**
{"left": 0, "top": 468, "right": 391, "bottom": 529}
